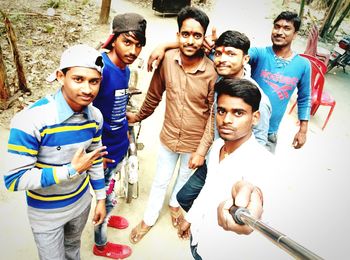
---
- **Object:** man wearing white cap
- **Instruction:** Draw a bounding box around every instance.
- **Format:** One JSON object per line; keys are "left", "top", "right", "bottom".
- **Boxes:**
{"left": 92, "top": 12, "right": 147, "bottom": 259}
{"left": 4, "top": 44, "right": 107, "bottom": 260}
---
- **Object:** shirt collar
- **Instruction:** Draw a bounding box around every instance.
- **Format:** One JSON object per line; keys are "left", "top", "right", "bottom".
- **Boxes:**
{"left": 174, "top": 49, "right": 207, "bottom": 73}
{"left": 54, "top": 89, "right": 91, "bottom": 123}
{"left": 218, "top": 134, "right": 257, "bottom": 160}
{"left": 269, "top": 46, "right": 296, "bottom": 68}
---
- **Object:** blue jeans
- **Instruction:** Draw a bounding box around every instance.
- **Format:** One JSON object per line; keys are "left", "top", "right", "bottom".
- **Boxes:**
{"left": 176, "top": 162, "right": 207, "bottom": 212}
{"left": 94, "top": 159, "right": 124, "bottom": 246}
{"left": 190, "top": 235, "right": 203, "bottom": 260}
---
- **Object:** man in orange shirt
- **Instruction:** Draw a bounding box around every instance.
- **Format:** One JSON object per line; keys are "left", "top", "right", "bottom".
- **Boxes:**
{"left": 127, "top": 6, "right": 217, "bottom": 243}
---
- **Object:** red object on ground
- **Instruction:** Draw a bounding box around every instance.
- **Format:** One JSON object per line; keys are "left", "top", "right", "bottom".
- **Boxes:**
{"left": 107, "top": 215, "right": 129, "bottom": 229}
{"left": 93, "top": 242, "right": 132, "bottom": 259}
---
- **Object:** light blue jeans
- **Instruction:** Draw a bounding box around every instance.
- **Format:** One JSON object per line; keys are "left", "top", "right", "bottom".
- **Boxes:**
{"left": 143, "top": 143, "right": 193, "bottom": 226}
{"left": 266, "top": 133, "right": 278, "bottom": 154}
{"left": 94, "top": 158, "right": 125, "bottom": 246}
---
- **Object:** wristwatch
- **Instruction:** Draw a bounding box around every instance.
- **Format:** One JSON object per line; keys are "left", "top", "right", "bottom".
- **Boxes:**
{"left": 67, "top": 163, "right": 79, "bottom": 179}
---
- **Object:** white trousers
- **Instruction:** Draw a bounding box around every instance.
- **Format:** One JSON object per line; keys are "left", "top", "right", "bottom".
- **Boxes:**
{"left": 143, "top": 143, "right": 193, "bottom": 226}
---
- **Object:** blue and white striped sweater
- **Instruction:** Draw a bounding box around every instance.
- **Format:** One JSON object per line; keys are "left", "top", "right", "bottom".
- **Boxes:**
{"left": 4, "top": 90, "right": 106, "bottom": 232}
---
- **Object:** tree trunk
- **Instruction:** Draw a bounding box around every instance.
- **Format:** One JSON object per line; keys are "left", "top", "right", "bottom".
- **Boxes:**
{"left": 319, "top": 0, "right": 342, "bottom": 38}
{"left": 99, "top": 0, "right": 111, "bottom": 24}
{"left": 4, "top": 16, "right": 30, "bottom": 94}
{"left": 329, "top": 2, "right": 350, "bottom": 38}
{"left": 299, "top": 0, "right": 306, "bottom": 24}
{"left": 0, "top": 44, "right": 9, "bottom": 102}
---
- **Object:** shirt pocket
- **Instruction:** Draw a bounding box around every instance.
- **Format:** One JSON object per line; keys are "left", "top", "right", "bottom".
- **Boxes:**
{"left": 165, "top": 79, "right": 178, "bottom": 100}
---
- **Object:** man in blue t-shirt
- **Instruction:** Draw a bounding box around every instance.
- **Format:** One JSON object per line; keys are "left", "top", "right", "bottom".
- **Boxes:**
{"left": 249, "top": 11, "right": 311, "bottom": 153}
{"left": 92, "top": 13, "right": 147, "bottom": 259}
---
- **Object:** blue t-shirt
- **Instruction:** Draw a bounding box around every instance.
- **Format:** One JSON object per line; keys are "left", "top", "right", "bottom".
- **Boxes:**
{"left": 93, "top": 52, "right": 130, "bottom": 167}
{"left": 249, "top": 46, "right": 311, "bottom": 133}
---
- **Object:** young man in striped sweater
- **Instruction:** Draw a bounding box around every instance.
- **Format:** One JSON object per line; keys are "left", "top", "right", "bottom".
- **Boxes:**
{"left": 4, "top": 44, "right": 107, "bottom": 260}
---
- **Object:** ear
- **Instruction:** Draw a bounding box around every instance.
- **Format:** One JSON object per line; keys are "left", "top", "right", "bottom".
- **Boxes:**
{"left": 292, "top": 31, "right": 298, "bottom": 41}
{"left": 243, "top": 54, "right": 250, "bottom": 66}
{"left": 252, "top": 110, "right": 260, "bottom": 126}
{"left": 56, "top": 70, "right": 65, "bottom": 85}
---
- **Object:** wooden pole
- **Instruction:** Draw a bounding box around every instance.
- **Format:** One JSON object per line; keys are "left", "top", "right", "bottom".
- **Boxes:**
{"left": 99, "top": 0, "right": 111, "bottom": 24}
{"left": 0, "top": 43, "right": 10, "bottom": 102}
{"left": 299, "top": 0, "right": 306, "bottom": 23}
{"left": 3, "top": 14, "right": 30, "bottom": 94}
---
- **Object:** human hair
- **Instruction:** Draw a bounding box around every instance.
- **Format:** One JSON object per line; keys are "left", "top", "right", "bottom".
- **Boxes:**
{"left": 132, "top": 31, "right": 146, "bottom": 46}
{"left": 61, "top": 68, "right": 70, "bottom": 75}
{"left": 114, "top": 31, "right": 146, "bottom": 46}
{"left": 215, "top": 78, "right": 261, "bottom": 112}
{"left": 177, "top": 6, "right": 210, "bottom": 34}
{"left": 273, "top": 11, "right": 301, "bottom": 32}
{"left": 215, "top": 30, "right": 250, "bottom": 55}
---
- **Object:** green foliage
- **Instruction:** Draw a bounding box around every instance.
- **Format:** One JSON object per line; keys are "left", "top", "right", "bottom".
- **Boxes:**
{"left": 43, "top": 0, "right": 68, "bottom": 9}
{"left": 8, "top": 13, "right": 25, "bottom": 24}
{"left": 44, "top": 24, "right": 55, "bottom": 33}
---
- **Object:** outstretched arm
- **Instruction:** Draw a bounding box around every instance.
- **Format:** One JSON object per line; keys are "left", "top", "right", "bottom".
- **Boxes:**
{"left": 217, "top": 180, "right": 263, "bottom": 235}
{"left": 147, "top": 27, "right": 218, "bottom": 71}
{"left": 147, "top": 42, "right": 179, "bottom": 72}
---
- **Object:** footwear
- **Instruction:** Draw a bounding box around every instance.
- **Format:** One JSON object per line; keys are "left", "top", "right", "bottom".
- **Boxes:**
{"left": 169, "top": 207, "right": 184, "bottom": 228}
{"left": 93, "top": 242, "right": 132, "bottom": 259}
{"left": 107, "top": 215, "right": 129, "bottom": 229}
{"left": 129, "top": 221, "right": 151, "bottom": 244}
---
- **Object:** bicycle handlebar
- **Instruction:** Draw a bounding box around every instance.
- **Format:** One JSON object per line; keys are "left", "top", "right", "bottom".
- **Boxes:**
{"left": 129, "top": 89, "right": 142, "bottom": 96}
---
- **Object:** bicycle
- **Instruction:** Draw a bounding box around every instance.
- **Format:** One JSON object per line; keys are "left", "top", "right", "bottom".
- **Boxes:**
{"left": 116, "top": 57, "right": 144, "bottom": 203}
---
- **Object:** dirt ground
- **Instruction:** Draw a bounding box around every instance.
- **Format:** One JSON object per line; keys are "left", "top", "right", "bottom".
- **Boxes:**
{"left": 1, "top": 0, "right": 350, "bottom": 259}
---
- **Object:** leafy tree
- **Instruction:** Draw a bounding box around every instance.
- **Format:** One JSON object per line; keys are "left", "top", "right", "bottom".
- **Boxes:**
{"left": 320, "top": 0, "right": 345, "bottom": 38}
{"left": 328, "top": 1, "right": 350, "bottom": 38}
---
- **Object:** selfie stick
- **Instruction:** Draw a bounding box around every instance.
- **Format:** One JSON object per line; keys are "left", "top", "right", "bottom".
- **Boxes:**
{"left": 230, "top": 206, "right": 323, "bottom": 260}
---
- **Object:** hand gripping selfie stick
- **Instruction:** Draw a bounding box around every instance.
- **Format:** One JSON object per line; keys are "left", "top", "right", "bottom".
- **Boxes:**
{"left": 229, "top": 206, "right": 324, "bottom": 260}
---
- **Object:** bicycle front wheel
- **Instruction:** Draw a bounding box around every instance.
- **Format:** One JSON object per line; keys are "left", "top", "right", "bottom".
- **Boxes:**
{"left": 128, "top": 70, "right": 139, "bottom": 89}
{"left": 126, "top": 183, "right": 134, "bottom": 203}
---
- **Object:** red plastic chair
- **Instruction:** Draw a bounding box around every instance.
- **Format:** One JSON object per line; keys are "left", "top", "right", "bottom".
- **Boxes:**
{"left": 303, "top": 24, "right": 330, "bottom": 66}
{"left": 300, "top": 53, "right": 327, "bottom": 75}
{"left": 289, "top": 58, "right": 336, "bottom": 130}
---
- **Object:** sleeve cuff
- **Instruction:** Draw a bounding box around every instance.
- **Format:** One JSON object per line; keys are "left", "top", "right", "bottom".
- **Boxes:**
{"left": 196, "top": 145, "right": 209, "bottom": 157}
{"left": 55, "top": 165, "right": 71, "bottom": 182}
{"left": 94, "top": 189, "right": 106, "bottom": 200}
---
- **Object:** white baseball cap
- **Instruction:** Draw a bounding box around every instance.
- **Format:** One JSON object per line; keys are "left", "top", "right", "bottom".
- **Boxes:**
{"left": 46, "top": 44, "right": 104, "bottom": 82}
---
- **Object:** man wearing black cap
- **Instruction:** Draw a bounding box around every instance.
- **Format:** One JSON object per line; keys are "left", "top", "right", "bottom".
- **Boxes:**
{"left": 92, "top": 12, "right": 147, "bottom": 259}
